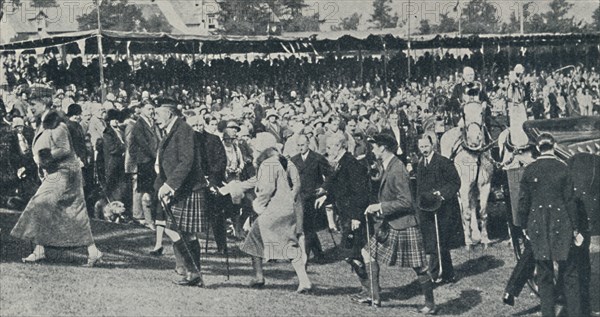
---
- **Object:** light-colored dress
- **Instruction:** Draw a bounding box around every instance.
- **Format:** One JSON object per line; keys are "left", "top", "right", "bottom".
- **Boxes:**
{"left": 11, "top": 123, "right": 94, "bottom": 247}
{"left": 241, "top": 154, "right": 303, "bottom": 260}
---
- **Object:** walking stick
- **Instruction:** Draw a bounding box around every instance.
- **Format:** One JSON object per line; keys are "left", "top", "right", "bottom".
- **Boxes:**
{"left": 365, "top": 214, "right": 375, "bottom": 307}
{"left": 434, "top": 211, "right": 443, "bottom": 280}
{"left": 159, "top": 198, "right": 201, "bottom": 273}
{"left": 224, "top": 223, "right": 230, "bottom": 281}
{"left": 328, "top": 228, "right": 338, "bottom": 249}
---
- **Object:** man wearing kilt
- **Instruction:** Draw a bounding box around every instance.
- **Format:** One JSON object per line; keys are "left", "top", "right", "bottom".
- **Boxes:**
{"left": 154, "top": 99, "right": 208, "bottom": 287}
{"left": 361, "top": 134, "right": 436, "bottom": 314}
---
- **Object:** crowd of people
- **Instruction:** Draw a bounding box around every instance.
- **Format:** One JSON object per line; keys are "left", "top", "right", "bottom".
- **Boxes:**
{"left": 0, "top": 48, "right": 599, "bottom": 316}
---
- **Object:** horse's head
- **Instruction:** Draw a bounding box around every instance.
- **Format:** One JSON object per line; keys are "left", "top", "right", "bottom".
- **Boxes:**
{"left": 463, "top": 101, "right": 484, "bottom": 127}
{"left": 465, "top": 123, "right": 484, "bottom": 150}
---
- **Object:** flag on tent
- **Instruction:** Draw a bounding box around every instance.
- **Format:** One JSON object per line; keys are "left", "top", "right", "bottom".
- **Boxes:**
{"left": 280, "top": 43, "right": 291, "bottom": 54}
{"left": 453, "top": 0, "right": 460, "bottom": 12}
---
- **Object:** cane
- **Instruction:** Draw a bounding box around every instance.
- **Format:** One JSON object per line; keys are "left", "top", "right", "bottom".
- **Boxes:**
{"left": 434, "top": 211, "right": 443, "bottom": 280}
{"left": 328, "top": 228, "right": 338, "bottom": 249}
{"left": 365, "top": 214, "right": 375, "bottom": 307}
{"left": 159, "top": 198, "right": 201, "bottom": 274}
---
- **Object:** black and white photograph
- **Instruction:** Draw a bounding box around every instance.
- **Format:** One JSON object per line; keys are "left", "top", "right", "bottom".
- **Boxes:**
{"left": 0, "top": 0, "right": 599, "bottom": 315}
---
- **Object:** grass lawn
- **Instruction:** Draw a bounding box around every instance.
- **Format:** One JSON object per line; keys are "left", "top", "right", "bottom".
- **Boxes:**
{"left": 0, "top": 203, "right": 541, "bottom": 316}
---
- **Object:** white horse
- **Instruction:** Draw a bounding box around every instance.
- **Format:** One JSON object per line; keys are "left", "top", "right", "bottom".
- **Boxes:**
{"left": 440, "top": 100, "right": 495, "bottom": 250}
{"left": 497, "top": 99, "right": 535, "bottom": 228}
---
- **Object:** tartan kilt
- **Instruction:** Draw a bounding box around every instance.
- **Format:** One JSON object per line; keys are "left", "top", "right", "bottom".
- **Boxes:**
{"left": 166, "top": 190, "right": 208, "bottom": 234}
{"left": 369, "top": 226, "right": 426, "bottom": 268}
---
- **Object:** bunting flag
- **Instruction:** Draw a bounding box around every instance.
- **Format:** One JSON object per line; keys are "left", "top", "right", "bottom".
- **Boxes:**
{"left": 75, "top": 38, "right": 87, "bottom": 55}
{"left": 289, "top": 43, "right": 296, "bottom": 54}
{"left": 309, "top": 42, "right": 320, "bottom": 56}
{"left": 126, "top": 41, "right": 131, "bottom": 58}
{"left": 497, "top": 43, "right": 501, "bottom": 53}
{"left": 35, "top": 47, "right": 45, "bottom": 56}
{"left": 280, "top": 43, "right": 291, "bottom": 54}
{"left": 453, "top": 0, "right": 460, "bottom": 12}
{"left": 14, "top": 49, "right": 23, "bottom": 61}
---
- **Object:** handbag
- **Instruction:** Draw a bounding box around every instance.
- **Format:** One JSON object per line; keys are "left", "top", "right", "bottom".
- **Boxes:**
{"left": 375, "top": 221, "right": 391, "bottom": 244}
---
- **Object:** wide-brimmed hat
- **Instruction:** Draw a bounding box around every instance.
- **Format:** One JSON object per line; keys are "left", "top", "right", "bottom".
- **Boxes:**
{"left": 266, "top": 109, "right": 279, "bottom": 120}
{"left": 417, "top": 192, "right": 443, "bottom": 212}
{"left": 226, "top": 120, "right": 241, "bottom": 132}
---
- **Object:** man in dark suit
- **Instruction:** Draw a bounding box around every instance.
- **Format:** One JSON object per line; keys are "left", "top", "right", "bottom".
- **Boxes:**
{"left": 315, "top": 133, "right": 370, "bottom": 278}
{"left": 131, "top": 100, "right": 163, "bottom": 247}
{"left": 154, "top": 100, "right": 208, "bottom": 287}
{"left": 362, "top": 134, "right": 435, "bottom": 313}
{"left": 567, "top": 152, "right": 600, "bottom": 316}
{"left": 416, "top": 134, "right": 461, "bottom": 285}
{"left": 291, "top": 134, "right": 330, "bottom": 263}
{"left": 518, "top": 133, "right": 582, "bottom": 317}
{"left": 190, "top": 115, "right": 228, "bottom": 253}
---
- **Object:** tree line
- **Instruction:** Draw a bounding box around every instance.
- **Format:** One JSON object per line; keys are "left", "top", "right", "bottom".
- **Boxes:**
{"left": 0, "top": 0, "right": 598, "bottom": 37}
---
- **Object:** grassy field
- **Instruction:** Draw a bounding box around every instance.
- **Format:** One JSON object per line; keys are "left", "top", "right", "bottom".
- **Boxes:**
{"left": 0, "top": 204, "right": 542, "bottom": 316}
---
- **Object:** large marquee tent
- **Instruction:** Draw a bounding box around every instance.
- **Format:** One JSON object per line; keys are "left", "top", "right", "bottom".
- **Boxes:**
{"left": 1, "top": 29, "right": 599, "bottom": 55}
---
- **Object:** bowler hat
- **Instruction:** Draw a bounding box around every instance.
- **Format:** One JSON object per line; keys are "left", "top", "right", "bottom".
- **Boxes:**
{"left": 368, "top": 133, "right": 398, "bottom": 153}
{"left": 417, "top": 192, "right": 443, "bottom": 212}
{"left": 66, "top": 103, "right": 82, "bottom": 117}
{"left": 105, "top": 109, "right": 122, "bottom": 122}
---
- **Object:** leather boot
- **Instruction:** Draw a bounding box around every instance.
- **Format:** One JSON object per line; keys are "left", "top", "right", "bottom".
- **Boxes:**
{"left": 370, "top": 261, "right": 381, "bottom": 305}
{"left": 173, "top": 240, "right": 203, "bottom": 287}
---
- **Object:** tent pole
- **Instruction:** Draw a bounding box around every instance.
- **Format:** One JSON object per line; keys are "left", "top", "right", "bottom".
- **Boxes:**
{"left": 96, "top": 2, "right": 105, "bottom": 102}
{"left": 359, "top": 48, "right": 363, "bottom": 87}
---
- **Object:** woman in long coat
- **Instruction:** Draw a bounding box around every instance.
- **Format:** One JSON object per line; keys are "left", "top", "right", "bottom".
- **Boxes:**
{"left": 221, "top": 133, "right": 311, "bottom": 293}
{"left": 11, "top": 110, "right": 103, "bottom": 266}
{"left": 103, "top": 109, "right": 127, "bottom": 205}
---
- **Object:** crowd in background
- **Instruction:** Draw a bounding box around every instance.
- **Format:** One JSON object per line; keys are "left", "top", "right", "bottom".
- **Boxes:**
{"left": 1, "top": 48, "right": 600, "bottom": 212}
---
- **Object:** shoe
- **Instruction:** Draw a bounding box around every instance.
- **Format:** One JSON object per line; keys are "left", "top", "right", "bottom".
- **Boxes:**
{"left": 345, "top": 258, "right": 368, "bottom": 280}
{"left": 149, "top": 247, "right": 164, "bottom": 256}
{"left": 418, "top": 305, "right": 438, "bottom": 315}
{"left": 297, "top": 285, "right": 313, "bottom": 294}
{"left": 82, "top": 251, "right": 104, "bottom": 268}
{"left": 175, "top": 274, "right": 203, "bottom": 287}
{"left": 351, "top": 296, "right": 381, "bottom": 307}
{"left": 502, "top": 293, "right": 515, "bottom": 306}
{"left": 434, "top": 275, "right": 457, "bottom": 285}
{"left": 145, "top": 223, "right": 156, "bottom": 231}
{"left": 22, "top": 253, "right": 46, "bottom": 263}
{"left": 350, "top": 291, "right": 369, "bottom": 301}
{"left": 248, "top": 278, "right": 265, "bottom": 288}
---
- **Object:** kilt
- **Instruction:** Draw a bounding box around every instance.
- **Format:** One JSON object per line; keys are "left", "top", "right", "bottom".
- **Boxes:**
{"left": 166, "top": 190, "right": 208, "bottom": 233}
{"left": 369, "top": 226, "right": 426, "bottom": 268}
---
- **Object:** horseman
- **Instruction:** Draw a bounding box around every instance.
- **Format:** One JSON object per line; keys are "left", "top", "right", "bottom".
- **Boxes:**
{"left": 449, "top": 67, "right": 492, "bottom": 131}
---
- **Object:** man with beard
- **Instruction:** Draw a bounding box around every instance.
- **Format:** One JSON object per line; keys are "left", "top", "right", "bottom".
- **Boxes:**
{"left": 315, "top": 133, "right": 370, "bottom": 284}
{"left": 154, "top": 100, "right": 207, "bottom": 287}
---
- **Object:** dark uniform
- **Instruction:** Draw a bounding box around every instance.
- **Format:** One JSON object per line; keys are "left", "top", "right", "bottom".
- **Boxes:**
{"left": 567, "top": 152, "right": 600, "bottom": 316}
{"left": 518, "top": 153, "right": 581, "bottom": 317}
{"left": 416, "top": 152, "right": 461, "bottom": 283}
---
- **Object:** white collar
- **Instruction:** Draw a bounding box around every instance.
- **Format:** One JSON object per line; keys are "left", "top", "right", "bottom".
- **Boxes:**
{"left": 382, "top": 154, "right": 394, "bottom": 171}
{"left": 301, "top": 151, "right": 309, "bottom": 160}
{"left": 164, "top": 118, "right": 177, "bottom": 135}
{"left": 425, "top": 152, "right": 434, "bottom": 164}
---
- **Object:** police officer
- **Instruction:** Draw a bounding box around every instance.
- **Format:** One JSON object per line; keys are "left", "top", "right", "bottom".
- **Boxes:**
{"left": 518, "top": 133, "right": 583, "bottom": 317}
